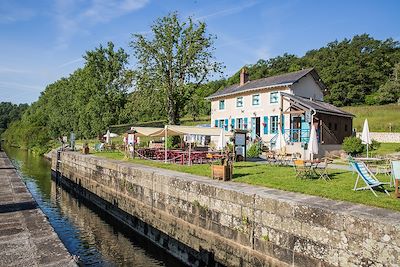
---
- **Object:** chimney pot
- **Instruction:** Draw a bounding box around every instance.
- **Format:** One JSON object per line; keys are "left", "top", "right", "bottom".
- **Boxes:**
{"left": 240, "top": 68, "right": 249, "bottom": 86}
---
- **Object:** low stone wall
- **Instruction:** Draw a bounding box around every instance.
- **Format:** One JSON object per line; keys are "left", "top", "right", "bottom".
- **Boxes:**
{"left": 357, "top": 132, "right": 400, "bottom": 143}
{"left": 53, "top": 152, "right": 400, "bottom": 267}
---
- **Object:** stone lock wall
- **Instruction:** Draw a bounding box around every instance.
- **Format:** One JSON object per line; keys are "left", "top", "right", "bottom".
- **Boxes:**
{"left": 52, "top": 152, "right": 400, "bottom": 267}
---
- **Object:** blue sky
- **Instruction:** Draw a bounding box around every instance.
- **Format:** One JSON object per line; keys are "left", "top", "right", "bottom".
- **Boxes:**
{"left": 1, "top": 0, "right": 399, "bottom": 104}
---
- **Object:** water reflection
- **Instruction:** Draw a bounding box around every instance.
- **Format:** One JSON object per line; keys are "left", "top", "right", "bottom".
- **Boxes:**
{"left": 5, "top": 147, "right": 183, "bottom": 267}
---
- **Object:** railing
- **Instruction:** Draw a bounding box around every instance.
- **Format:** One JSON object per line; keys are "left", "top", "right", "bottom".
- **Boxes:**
{"left": 269, "top": 129, "right": 311, "bottom": 148}
{"left": 285, "top": 129, "right": 310, "bottom": 143}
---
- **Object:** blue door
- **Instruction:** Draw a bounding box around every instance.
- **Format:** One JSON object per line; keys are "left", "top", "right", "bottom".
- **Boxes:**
{"left": 251, "top": 117, "right": 256, "bottom": 139}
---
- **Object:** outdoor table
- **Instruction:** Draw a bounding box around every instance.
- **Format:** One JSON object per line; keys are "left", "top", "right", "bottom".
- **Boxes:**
{"left": 303, "top": 160, "right": 323, "bottom": 178}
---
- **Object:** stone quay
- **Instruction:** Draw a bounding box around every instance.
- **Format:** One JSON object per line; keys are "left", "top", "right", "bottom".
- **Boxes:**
{"left": 0, "top": 151, "right": 76, "bottom": 267}
{"left": 52, "top": 151, "right": 400, "bottom": 267}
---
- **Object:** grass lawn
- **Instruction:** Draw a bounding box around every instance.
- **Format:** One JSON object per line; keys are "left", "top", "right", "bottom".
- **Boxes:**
{"left": 342, "top": 104, "right": 400, "bottom": 132}
{"left": 94, "top": 151, "right": 399, "bottom": 212}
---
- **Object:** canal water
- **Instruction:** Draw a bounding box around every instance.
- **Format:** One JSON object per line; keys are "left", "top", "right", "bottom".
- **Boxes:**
{"left": 5, "top": 147, "right": 185, "bottom": 267}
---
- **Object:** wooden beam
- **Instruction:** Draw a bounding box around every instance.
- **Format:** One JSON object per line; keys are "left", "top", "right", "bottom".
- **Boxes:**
{"left": 283, "top": 110, "right": 305, "bottom": 115}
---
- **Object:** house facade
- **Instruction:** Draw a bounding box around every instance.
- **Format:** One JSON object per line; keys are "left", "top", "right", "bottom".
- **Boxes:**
{"left": 206, "top": 68, "right": 354, "bottom": 158}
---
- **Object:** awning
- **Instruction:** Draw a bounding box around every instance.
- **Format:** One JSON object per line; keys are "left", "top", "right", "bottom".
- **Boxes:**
{"left": 151, "top": 125, "right": 229, "bottom": 137}
{"left": 127, "top": 127, "right": 163, "bottom": 137}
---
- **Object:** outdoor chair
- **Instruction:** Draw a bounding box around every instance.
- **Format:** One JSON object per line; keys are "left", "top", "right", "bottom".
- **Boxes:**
{"left": 349, "top": 159, "right": 390, "bottom": 197}
{"left": 314, "top": 157, "right": 333, "bottom": 181}
{"left": 391, "top": 161, "right": 400, "bottom": 197}
{"left": 94, "top": 143, "right": 104, "bottom": 152}
{"left": 293, "top": 160, "right": 312, "bottom": 179}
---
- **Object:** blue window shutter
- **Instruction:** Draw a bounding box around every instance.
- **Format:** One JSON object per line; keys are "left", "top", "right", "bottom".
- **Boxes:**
{"left": 281, "top": 115, "right": 285, "bottom": 132}
{"left": 231, "top": 118, "right": 235, "bottom": 130}
{"left": 224, "top": 119, "right": 228, "bottom": 131}
{"left": 214, "top": 120, "right": 218, "bottom": 127}
{"left": 263, "top": 116, "right": 268, "bottom": 134}
{"left": 244, "top": 117, "right": 248, "bottom": 129}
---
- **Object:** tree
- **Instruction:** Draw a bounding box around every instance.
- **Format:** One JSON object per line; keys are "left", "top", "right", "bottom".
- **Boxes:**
{"left": 0, "top": 102, "right": 28, "bottom": 135}
{"left": 131, "top": 12, "right": 222, "bottom": 124}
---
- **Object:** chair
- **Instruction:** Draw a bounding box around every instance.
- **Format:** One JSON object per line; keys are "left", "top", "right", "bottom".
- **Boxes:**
{"left": 349, "top": 159, "right": 390, "bottom": 197}
{"left": 293, "top": 160, "right": 312, "bottom": 179}
{"left": 315, "top": 158, "right": 333, "bottom": 181}
{"left": 391, "top": 161, "right": 400, "bottom": 197}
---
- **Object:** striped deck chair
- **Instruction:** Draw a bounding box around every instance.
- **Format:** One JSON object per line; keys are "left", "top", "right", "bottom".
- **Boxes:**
{"left": 350, "top": 160, "right": 390, "bottom": 197}
{"left": 391, "top": 161, "right": 400, "bottom": 197}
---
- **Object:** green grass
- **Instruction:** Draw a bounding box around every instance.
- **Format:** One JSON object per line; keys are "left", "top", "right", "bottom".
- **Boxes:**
{"left": 370, "top": 143, "right": 400, "bottom": 156}
{"left": 94, "top": 151, "right": 399, "bottom": 212}
{"left": 342, "top": 104, "right": 400, "bottom": 132}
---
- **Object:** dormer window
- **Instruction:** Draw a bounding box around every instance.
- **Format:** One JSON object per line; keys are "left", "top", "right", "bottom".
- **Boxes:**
{"left": 219, "top": 100, "right": 225, "bottom": 110}
{"left": 252, "top": 94, "right": 260, "bottom": 106}
{"left": 270, "top": 92, "right": 279, "bottom": 103}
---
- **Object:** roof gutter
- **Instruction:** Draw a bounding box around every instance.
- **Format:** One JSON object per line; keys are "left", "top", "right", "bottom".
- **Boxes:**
{"left": 205, "top": 82, "right": 293, "bottom": 100}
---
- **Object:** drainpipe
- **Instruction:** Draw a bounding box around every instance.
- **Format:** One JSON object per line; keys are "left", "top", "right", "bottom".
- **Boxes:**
{"left": 310, "top": 109, "right": 316, "bottom": 160}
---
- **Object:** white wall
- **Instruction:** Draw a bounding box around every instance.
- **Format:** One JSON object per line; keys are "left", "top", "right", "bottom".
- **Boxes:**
{"left": 210, "top": 86, "right": 291, "bottom": 143}
{"left": 291, "top": 74, "right": 324, "bottom": 100}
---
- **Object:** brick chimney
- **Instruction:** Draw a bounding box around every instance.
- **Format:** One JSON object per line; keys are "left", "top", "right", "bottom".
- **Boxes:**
{"left": 240, "top": 67, "right": 249, "bottom": 86}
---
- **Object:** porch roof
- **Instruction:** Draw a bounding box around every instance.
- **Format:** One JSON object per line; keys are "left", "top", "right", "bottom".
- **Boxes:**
{"left": 281, "top": 92, "right": 354, "bottom": 118}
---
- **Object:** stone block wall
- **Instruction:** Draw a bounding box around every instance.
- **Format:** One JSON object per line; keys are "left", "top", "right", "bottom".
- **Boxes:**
{"left": 357, "top": 132, "right": 400, "bottom": 143}
{"left": 53, "top": 152, "right": 400, "bottom": 267}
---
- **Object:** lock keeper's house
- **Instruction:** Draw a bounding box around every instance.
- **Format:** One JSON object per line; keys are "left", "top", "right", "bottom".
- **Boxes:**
{"left": 206, "top": 68, "right": 354, "bottom": 158}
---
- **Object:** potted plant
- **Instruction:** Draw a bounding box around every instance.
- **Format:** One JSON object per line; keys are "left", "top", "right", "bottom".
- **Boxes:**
{"left": 82, "top": 143, "right": 89, "bottom": 154}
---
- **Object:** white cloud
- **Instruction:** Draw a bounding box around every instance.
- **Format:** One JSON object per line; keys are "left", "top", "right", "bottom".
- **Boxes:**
{"left": 0, "top": 67, "right": 32, "bottom": 74}
{"left": 0, "top": 81, "right": 43, "bottom": 92}
{"left": 0, "top": 1, "right": 36, "bottom": 23}
{"left": 57, "top": 58, "right": 84, "bottom": 68}
{"left": 195, "top": 1, "right": 259, "bottom": 21}
{"left": 54, "top": 0, "right": 150, "bottom": 49}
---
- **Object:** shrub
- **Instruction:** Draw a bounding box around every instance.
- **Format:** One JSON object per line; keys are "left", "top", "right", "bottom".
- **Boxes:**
{"left": 342, "top": 136, "right": 364, "bottom": 156}
{"left": 247, "top": 143, "right": 261, "bottom": 158}
{"left": 369, "top": 139, "right": 381, "bottom": 151}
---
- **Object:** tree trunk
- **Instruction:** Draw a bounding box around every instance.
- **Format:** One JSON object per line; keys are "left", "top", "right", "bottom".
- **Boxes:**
{"left": 167, "top": 99, "right": 178, "bottom": 125}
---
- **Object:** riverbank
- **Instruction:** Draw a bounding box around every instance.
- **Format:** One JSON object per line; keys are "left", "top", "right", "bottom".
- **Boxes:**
{"left": 52, "top": 151, "right": 400, "bottom": 266}
{"left": 0, "top": 151, "right": 76, "bottom": 266}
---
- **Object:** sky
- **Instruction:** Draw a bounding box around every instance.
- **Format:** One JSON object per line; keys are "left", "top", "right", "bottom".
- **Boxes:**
{"left": 0, "top": 0, "right": 399, "bottom": 104}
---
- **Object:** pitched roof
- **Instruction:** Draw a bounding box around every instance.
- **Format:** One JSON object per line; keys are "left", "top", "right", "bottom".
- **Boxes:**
{"left": 281, "top": 92, "right": 354, "bottom": 117}
{"left": 207, "top": 68, "right": 321, "bottom": 100}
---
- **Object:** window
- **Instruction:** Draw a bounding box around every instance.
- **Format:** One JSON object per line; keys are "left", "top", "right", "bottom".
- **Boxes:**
{"left": 328, "top": 122, "right": 332, "bottom": 130}
{"left": 270, "top": 116, "right": 279, "bottom": 134}
{"left": 218, "top": 119, "right": 224, "bottom": 128}
{"left": 334, "top": 123, "right": 338, "bottom": 131}
{"left": 270, "top": 92, "right": 278, "bottom": 103}
{"left": 219, "top": 100, "right": 225, "bottom": 110}
{"left": 236, "top": 97, "right": 243, "bottom": 107}
{"left": 236, "top": 118, "right": 243, "bottom": 129}
{"left": 345, "top": 124, "right": 348, "bottom": 132}
{"left": 252, "top": 94, "right": 260, "bottom": 106}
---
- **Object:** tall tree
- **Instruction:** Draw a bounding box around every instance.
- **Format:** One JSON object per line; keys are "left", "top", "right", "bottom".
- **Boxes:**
{"left": 131, "top": 12, "right": 222, "bottom": 124}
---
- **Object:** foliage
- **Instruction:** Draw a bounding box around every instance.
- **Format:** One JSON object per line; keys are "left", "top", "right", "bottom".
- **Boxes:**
{"left": 342, "top": 136, "right": 364, "bottom": 155}
{"left": 247, "top": 143, "right": 261, "bottom": 158}
{"left": 0, "top": 102, "right": 28, "bottom": 135}
{"left": 369, "top": 139, "right": 381, "bottom": 151}
{"left": 225, "top": 34, "right": 400, "bottom": 107}
{"left": 3, "top": 42, "right": 131, "bottom": 153}
{"left": 130, "top": 12, "right": 222, "bottom": 124}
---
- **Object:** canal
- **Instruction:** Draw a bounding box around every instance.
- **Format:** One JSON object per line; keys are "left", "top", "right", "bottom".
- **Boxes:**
{"left": 4, "top": 147, "right": 185, "bottom": 267}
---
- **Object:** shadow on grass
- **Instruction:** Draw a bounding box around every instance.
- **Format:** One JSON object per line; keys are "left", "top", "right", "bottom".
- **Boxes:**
{"left": 232, "top": 173, "right": 251, "bottom": 179}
